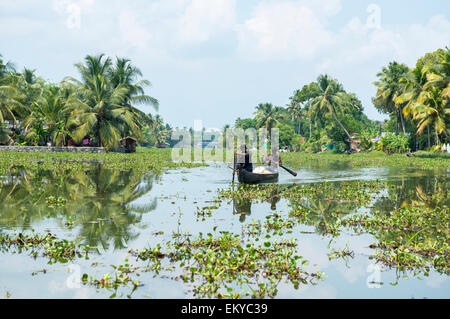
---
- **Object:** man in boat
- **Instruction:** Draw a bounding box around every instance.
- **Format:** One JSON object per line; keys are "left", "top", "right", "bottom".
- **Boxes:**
{"left": 254, "top": 152, "right": 282, "bottom": 174}
{"left": 234, "top": 144, "right": 253, "bottom": 172}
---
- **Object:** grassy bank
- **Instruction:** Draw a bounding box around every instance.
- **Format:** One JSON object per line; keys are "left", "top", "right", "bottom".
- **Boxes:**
{"left": 281, "top": 151, "right": 450, "bottom": 170}
{"left": 1, "top": 148, "right": 448, "bottom": 175}
{"left": 0, "top": 147, "right": 205, "bottom": 175}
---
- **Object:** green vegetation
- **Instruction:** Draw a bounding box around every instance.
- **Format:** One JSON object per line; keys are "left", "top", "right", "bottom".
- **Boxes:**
{"left": 0, "top": 153, "right": 447, "bottom": 298}
{"left": 129, "top": 231, "right": 322, "bottom": 298}
{"left": 0, "top": 147, "right": 203, "bottom": 176}
{"left": 0, "top": 53, "right": 171, "bottom": 150}
{"left": 373, "top": 48, "right": 450, "bottom": 150}
{"left": 0, "top": 46, "right": 449, "bottom": 300}
{"left": 218, "top": 177, "right": 449, "bottom": 276}
{"left": 233, "top": 47, "right": 449, "bottom": 153}
{"left": 0, "top": 232, "right": 89, "bottom": 263}
{"left": 281, "top": 151, "right": 450, "bottom": 170}
{"left": 345, "top": 206, "right": 449, "bottom": 275}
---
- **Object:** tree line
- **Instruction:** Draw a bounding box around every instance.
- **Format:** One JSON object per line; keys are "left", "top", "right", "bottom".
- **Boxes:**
{"left": 1, "top": 47, "right": 448, "bottom": 153}
{"left": 0, "top": 53, "right": 169, "bottom": 150}
{"left": 373, "top": 47, "right": 449, "bottom": 151}
{"left": 234, "top": 47, "right": 449, "bottom": 153}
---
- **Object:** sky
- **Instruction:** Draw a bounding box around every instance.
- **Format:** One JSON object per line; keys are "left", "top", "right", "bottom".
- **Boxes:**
{"left": 1, "top": 0, "right": 449, "bottom": 130}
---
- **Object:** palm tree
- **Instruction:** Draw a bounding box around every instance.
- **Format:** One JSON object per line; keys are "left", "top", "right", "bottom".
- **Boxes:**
{"left": 0, "top": 85, "right": 23, "bottom": 125}
{"left": 109, "top": 57, "right": 159, "bottom": 110}
{"left": 0, "top": 57, "right": 23, "bottom": 127}
{"left": 288, "top": 82, "right": 321, "bottom": 137}
{"left": 22, "top": 86, "right": 78, "bottom": 146}
{"left": 308, "top": 75, "right": 357, "bottom": 142}
{"left": 423, "top": 48, "right": 450, "bottom": 99}
{"left": 412, "top": 87, "right": 449, "bottom": 143}
{"left": 373, "top": 62, "right": 410, "bottom": 134}
{"left": 254, "top": 103, "right": 283, "bottom": 140}
{"left": 67, "top": 54, "right": 147, "bottom": 149}
{"left": 396, "top": 64, "right": 428, "bottom": 120}
{"left": 108, "top": 57, "right": 158, "bottom": 131}
{"left": 287, "top": 101, "right": 303, "bottom": 135}
{"left": 396, "top": 49, "right": 450, "bottom": 144}
{"left": 0, "top": 54, "right": 15, "bottom": 80}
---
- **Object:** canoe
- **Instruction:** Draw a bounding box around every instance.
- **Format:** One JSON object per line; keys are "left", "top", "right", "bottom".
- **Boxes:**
{"left": 238, "top": 168, "right": 279, "bottom": 184}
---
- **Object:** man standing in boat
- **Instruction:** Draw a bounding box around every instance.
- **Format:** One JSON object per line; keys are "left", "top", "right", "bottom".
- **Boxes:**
{"left": 234, "top": 145, "right": 253, "bottom": 172}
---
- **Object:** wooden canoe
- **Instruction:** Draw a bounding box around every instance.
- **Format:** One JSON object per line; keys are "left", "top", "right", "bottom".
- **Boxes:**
{"left": 238, "top": 169, "right": 278, "bottom": 184}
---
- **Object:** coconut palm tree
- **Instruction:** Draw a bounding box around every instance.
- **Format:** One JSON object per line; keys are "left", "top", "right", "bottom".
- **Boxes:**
{"left": 411, "top": 87, "right": 449, "bottom": 143}
{"left": 396, "top": 49, "right": 450, "bottom": 144}
{"left": 396, "top": 64, "right": 428, "bottom": 120}
{"left": 109, "top": 57, "right": 159, "bottom": 110}
{"left": 67, "top": 54, "right": 146, "bottom": 149}
{"left": 0, "top": 85, "right": 22, "bottom": 125}
{"left": 287, "top": 101, "right": 303, "bottom": 134}
{"left": 0, "top": 54, "right": 15, "bottom": 80}
{"left": 308, "top": 75, "right": 358, "bottom": 142}
{"left": 108, "top": 57, "right": 158, "bottom": 131}
{"left": 22, "top": 86, "right": 78, "bottom": 146}
{"left": 0, "top": 57, "right": 23, "bottom": 127}
{"left": 423, "top": 48, "right": 450, "bottom": 99}
{"left": 373, "top": 62, "right": 410, "bottom": 134}
{"left": 254, "top": 103, "right": 283, "bottom": 140}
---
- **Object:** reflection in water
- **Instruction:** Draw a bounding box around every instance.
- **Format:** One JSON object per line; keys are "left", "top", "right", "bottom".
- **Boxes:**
{"left": 372, "top": 174, "right": 449, "bottom": 214}
{"left": 229, "top": 174, "right": 448, "bottom": 238}
{"left": 233, "top": 198, "right": 251, "bottom": 222}
{"left": 289, "top": 193, "right": 360, "bottom": 236}
{"left": 232, "top": 189, "right": 281, "bottom": 222}
{"left": 0, "top": 165, "right": 158, "bottom": 250}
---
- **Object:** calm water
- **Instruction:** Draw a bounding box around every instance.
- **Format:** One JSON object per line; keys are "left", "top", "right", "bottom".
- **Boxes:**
{"left": 0, "top": 163, "right": 448, "bottom": 299}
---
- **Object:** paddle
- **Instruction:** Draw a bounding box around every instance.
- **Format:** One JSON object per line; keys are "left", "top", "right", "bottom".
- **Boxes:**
{"left": 280, "top": 164, "right": 297, "bottom": 177}
{"left": 232, "top": 152, "right": 236, "bottom": 183}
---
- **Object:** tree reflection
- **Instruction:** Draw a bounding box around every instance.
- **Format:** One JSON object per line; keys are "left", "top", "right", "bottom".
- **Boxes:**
{"left": 0, "top": 164, "right": 158, "bottom": 249}
{"left": 371, "top": 175, "right": 449, "bottom": 214}
{"left": 289, "top": 197, "right": 358, "bottom": 235}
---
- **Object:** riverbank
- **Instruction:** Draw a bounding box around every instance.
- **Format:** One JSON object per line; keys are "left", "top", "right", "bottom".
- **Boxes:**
{"left": 0, "top": 146, "right": 106, "bottom": 153}
{"left": 281, "top": 151, "right": 450, "bottom": 170}
{"left": 0, "top": 147, "right": 204, "bottom": 175}
{"left": 1, "top": 148, "right": 448, "bottom": 176}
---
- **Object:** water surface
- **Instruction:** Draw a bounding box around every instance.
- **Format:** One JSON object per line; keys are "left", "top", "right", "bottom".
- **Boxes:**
{"left": 0, "top": 163, "right": 448, "bottom": 298}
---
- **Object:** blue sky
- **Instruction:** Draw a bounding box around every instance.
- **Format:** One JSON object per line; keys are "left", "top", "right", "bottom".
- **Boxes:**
{"left": 1, "top": 0, "right": 449, "bottom": 129}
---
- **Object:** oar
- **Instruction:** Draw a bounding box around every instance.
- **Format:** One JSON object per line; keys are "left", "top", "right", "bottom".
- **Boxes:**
{"left": 232, "top": 152, "right": 236, "bottom": 183}
{"left": 280, "top": 164, "right": 297, "bottom": 177}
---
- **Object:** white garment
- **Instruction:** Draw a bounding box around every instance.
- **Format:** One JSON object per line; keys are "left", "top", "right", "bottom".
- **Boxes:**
{"left": 253, "top": 166, "right": 277, "bottom": 174}
{"left": 261, "top": 153, "right": 280, "bottom": 169}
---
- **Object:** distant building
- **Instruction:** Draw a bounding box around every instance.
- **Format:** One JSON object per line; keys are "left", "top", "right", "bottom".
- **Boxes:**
{"left": 112, "top": 137, "right": 137, "bottom": 153}
{"left": 156, "top": 142, "right": 170, "bottom": 148}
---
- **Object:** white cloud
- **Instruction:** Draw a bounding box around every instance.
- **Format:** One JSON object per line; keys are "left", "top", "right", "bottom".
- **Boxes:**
{"left": 113, "top": 0, "right": 237, "bottom": 52}
{"left": 303, "top": 0, "right": 342, "bottom": 17}
{"left": 317, "top": 14, "right": 450, "bottom": 74}
{"left": 52, "top": 0, "right": 95, "bottom": 29}
{"left": 237, "top": 1, "right": 333, "bottom": 60}
{"left": 177, "top": 0, "right": 236, "bottom": 44}
{"left": 119, "top": 10, "right": 151, "bottom": 48}
{"left": 237, "top": 1, "right": 449, "bottom": 67}
{"left": 52, "top": 0, "right": 95, "bottom": 13}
